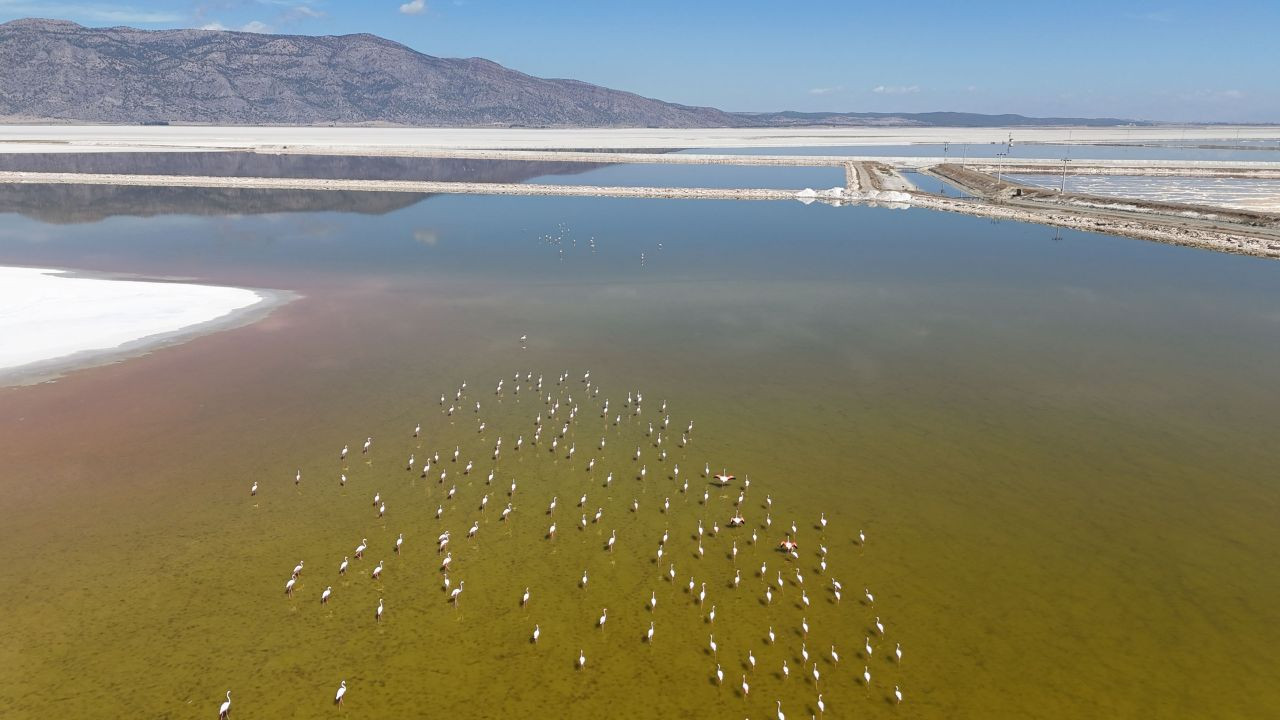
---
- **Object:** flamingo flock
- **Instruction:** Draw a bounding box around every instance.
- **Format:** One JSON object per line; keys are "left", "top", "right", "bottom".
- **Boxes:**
{"left": 230, "top": 366, "right": 907, "bottom": 714}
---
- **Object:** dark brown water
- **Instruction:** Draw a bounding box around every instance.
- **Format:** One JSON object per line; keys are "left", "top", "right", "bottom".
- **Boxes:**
{"left": 1, "top": 166, "right": 1279, "bottom": 719}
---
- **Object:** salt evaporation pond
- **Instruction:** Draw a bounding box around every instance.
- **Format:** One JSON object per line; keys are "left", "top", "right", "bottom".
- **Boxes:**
{"left": 1011, "top": 174, "right": 1280, "bottom": 212}
{"left": 1, "top": 157, "right": 1279, "bottom": 719}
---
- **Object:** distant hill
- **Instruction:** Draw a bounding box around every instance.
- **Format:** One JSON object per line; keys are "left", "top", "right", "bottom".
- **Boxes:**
{"left": 0, "top": 19, "right": 1143, "bottom": 128}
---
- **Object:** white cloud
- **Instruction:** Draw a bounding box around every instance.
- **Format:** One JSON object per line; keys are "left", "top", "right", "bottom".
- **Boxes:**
{"left": 240, "top": 20, "right": 271, "bottom": 32}
{"left": 872, "top": 84, "right": 920, "bottom": 95}
{"left": 0, "top": 1, "right": 182, "bottom": 23}
{"left": 808, "top": 86, "right": 842, "bottom": 96}
{"left": 199, "top": 21, "right": 227, "bottom": 30}
{"left": 399, "top": 0, "right": 426, "bottom": 14}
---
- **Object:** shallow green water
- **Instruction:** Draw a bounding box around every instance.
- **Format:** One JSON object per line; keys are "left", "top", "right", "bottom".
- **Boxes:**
{"left": 1, "top": 175, "right": 1279, "bottom": 718}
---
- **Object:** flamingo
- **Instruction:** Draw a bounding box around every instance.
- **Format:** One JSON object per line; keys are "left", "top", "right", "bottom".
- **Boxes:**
{"left": 817, "top": 693, "right": 825, "bottom": 714}
{"left": 218, "top": 690, "right": 231, "bottom": 719}
{"left": 716, "top": 664, "right": 724, "bottom": 685}
{"left": 450, "top": 581, "right": 465, "bottom": 604}
{"left": 578, "top": 649, "right": 586, "bottom": 668}
{"left": 830, "top": 644, "right": 840, "bottom": 664}
{"left": 321, "top": 586, "right": 331, "bottom": 604}
{"left": 748, "top": 649, "right": 756, "bottom": 670}
{"left": 334, "top": 680, "right": 346, "bottom": 706}
{"left": 767, "top": 626, "right": 775, "bottom": 644}
{"left": 362, "top": 437, "right": 372, "bottom": 454}
{"left": 864, "top": 588, "right": 875, "bottom": 605}
{"left": 864, "top": 637, "right": 873, "bottom": 657}
{"left": 733, "top": 569, "right": 741, "bottom": 588}
{"left": 776, "top": 700, "right": 785, "bottom": 720}
{"left": 522, "top": 587, "right": 530, "bottom": 606}
{"left": 782, "top": 660, "right": 790, "bottom": 679}
{"left": 894, "top": 685, "right": 903, "bottom": 704}
{"left": 468, "top": 522, "right": 479, "bottom": 538}
{"left": 338, "top": 557, "right": 348, "bottom": 575}
{"left": 295, "top": 470, "right": 301, "bottom": 485}
{"left": 708, "top": 634, "right": 717, "bottom": 657}
{"left": 581, "top": 570, "right": 589, "bottom": 588}
{"left": 863, "top": 666, "right": 871, "bottom": 686}
{"left": 647, "top": 621, "right": 655, "bottom": 643}
{"left": 395, "top": 533, "right": 404, "bottom": 554}
{"left": 896, "top": 643, "right": 903, "bottom": 664}
{"left": 547, "top": 523, "right": 556, "bottom": 538}
{"left": 708, "top": 605, "right": 716, "bottom": 623}
{"left": 355, "top": 538, "right": 367, "bottom": 558}
{"left": 699, "top": 582, "right": 707, "bottom": 606}
{"left": 607, "top": 530, "right": 616, "bottom": 552}
{"left": 371, "top": 561, "right": 384, "bottom": 580}
{"left": 376, "top": 598, "right": 383, "bottom": 621}
{"left": 875, "top": 616, "right": 885, "bottom": 636}
{"left": 341, "top": 445, "right": 348, "bottom": 460}
{"left": 819, "top": 513, "right": 827, "bottom": 529}
{"left": 650, "top": 591, "right": 657, "bottom": 609}
{"left": 250, "top": 482, "right": 257, "bottom": 496}
{"left": 597, "top": 608, "right": 608, "bottom": 628}
{"left": 532, "top": 624, "right": 540, "bottom": 643}
{"left": 291, "top": 560, "right": 304, "bottom": 578}
{"left": 741, "top": 675, "right": 749, "bottom": 697}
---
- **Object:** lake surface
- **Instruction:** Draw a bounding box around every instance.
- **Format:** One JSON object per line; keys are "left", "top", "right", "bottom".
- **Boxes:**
{"left": 1, "top": 157, "right": 1279, "bottom": 719}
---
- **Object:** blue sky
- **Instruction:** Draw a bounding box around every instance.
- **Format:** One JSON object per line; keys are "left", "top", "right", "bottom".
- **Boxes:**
{"left": 1, "top": 0, "right": 1276, "bottom": 122}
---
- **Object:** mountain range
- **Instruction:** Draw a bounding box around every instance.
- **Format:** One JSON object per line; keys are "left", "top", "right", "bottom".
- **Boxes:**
{"left": 0, "top": 19, "right": 1142, "bottom": 128}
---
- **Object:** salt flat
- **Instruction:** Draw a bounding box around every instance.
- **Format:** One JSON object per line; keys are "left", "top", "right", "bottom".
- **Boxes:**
{"left": 0, "top": 266, "right": 283, "bottom": 384}
{"left": 0, "top": 124, "right": 1277, "bottom": 153}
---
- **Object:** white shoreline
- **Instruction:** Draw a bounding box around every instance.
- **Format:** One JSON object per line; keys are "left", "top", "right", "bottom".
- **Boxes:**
{"left": 0, "top": 266, "right": 295, "bottom": 387}
{"left": 0, "top": 125, "right": 1277, "bottom": 153}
